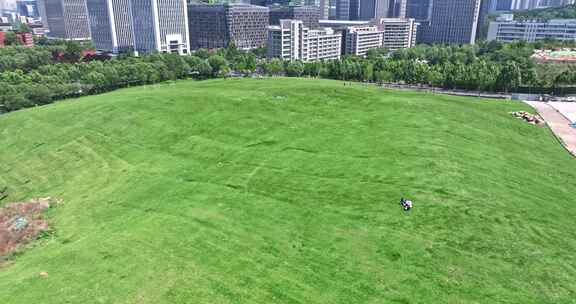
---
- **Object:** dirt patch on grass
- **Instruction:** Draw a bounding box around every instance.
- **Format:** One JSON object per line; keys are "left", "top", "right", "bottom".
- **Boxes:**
{"left": 0, "top": 198, "right": 53, "bottom": 258}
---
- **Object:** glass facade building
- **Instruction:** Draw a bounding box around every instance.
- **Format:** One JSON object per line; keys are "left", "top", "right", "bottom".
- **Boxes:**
{"left": 41, "top": 0, "right": 92, "bottom": 40}
{"left": 86, "top": 0, "right": 189, "bottom": 55}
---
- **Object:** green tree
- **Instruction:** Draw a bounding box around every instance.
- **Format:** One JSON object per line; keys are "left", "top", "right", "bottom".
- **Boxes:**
{"left": 208, "top": 55, "right": 229, "bottom": 77}
{"left": 285, "top": 61, "right": 304, "bottom": 77}
{"left": 497, "top": 61, "right": 522, "bottom": 92}
{"left": 263, "top": 59, "right": 283, "bottom": 76}
{"left": 361, "top": 63, "right": 374, "bottom": 82}
{"left": 197, "top": 60, "right": 213, "bottom": 79}
{"left": 194, "top": 48, "right": 211, "bottom": 59}
{"left": 3, "top": 32, "right": 20, "bottom": 46}
{"left": 63, "top": 41, "right": 84, "bottom": 62}
{"left": 16, "top": 23, "right": 32, "bottom": 33}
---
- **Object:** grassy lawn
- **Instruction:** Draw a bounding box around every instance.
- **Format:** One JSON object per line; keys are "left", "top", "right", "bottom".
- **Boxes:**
{"left": 0, "top": 78, "right": 575, "bottom": 303}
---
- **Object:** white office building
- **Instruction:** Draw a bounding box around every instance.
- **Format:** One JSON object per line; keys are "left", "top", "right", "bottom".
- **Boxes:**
{"left": 268, "top": 19, "right": 342, "bottom": 61}
{"left": 488, "top": 16, "right": 576, "bottom": 43}
{"left": 377, "top": 17, "right": 417, "bottom": 50}
{"left": 39, "top": 0, "right": 92, "bottom": 40}
{"left": 344, "top": 25, "right": 383, "bottom": 56}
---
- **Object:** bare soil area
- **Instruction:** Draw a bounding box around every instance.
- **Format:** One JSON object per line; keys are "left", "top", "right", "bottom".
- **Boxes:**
{"left": 0, "top": 198, "right": 52, "bottom": 257}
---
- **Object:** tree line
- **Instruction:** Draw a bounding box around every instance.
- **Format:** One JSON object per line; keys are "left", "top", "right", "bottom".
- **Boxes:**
{"left": 513, "top": 4, "right": 576, "bottom": 20}
{"left": 263, "top": 40, "right": 571, "bottom": 92}
{"left": 0, "top": 40, "right": 573, "bottom": 114}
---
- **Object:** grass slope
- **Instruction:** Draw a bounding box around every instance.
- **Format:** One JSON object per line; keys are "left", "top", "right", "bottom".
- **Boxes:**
{"left": 0, "top": 78, "right": 575, "bottom": 303}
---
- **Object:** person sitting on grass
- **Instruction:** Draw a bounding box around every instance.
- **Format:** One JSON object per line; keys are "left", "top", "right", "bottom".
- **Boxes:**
{"left": 400, "top": 198, "right": 413, "bottom": 211}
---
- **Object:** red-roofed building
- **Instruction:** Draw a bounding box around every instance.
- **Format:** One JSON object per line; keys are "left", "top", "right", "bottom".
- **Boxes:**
{"left": 0, "top": 32, "right": 5, "bottom": 48}
{"left": 16, "top": 32, "right": 34, "bottom": 47}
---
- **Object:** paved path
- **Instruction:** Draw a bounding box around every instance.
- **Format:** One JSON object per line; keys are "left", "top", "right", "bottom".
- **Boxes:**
{"left": 524, "top": 101, "right": 576, "bottom": 157}
{"left": 548, "top": 102, "right": 576, "bottom": 123}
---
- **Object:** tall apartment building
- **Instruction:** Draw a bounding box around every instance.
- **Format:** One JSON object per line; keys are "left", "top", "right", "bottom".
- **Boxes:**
{"left": 39, "top": 0, "right": 91, "bottom": 40}
{"left": 378, "top": 17, "right": 416, "bottom": 50}
{"left": 419, "top": 0, "right": 481, "bottom": 44}
{"left": 270, "top": 6, "right": 320, "bottom": 29}
{"left": 86, "top": 0, "right": 189, "bottom": 55}
{"left": 488, "top": 16, "right": 576, "bottom": 42}
{"left": 188, "top": 4, "right": 269, "bottom": 50}
{"left": 343, "top": 25, "right": 383, "bottom": 55}
{"left": 268, "top": 19, "right": 342, "bottom": 61}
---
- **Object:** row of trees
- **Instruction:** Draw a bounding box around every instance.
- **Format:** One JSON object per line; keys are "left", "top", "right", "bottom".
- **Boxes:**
{"left": 0, "top": 49, "right": 242, "bottom": 113}
{"left": 1, "top": 40, "right": 574, "bottom": 114}
{"left": 259, "top": 41, "right": 559, "bottom": 92}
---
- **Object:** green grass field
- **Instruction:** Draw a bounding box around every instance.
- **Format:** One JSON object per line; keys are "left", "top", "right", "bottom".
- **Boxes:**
{"left": 1, "top": 78, "right": 575, "bottom": 303}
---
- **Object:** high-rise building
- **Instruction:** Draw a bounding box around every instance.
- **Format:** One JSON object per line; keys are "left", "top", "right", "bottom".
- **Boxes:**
{"left": 510, "top": 0, "right": 542, "bottom": 10}
{"left": 39, "top": 0, "right": 91, "bottom": 40}
{"left": 266, "top": 0, "right": 291, "bottom": 5}
{"left": 268, "top": 19, "right": 342, "bottom": 61}
{"left": 188, "top": 3, "right": 269, "bottom": 50}
{"left": 419, "top": 0, "right": 481, "bottom": 44}
{"left": 132, "top": 0, "right": 189, "bottom": 55}
{"left": 86, "top": 0, "right": 134, "bottom": 54}
{"left": 349, "top": 0, "right": 406, "bottom": 21}
{"left": 392, "top": 0, "right": 406, "bottom": 18}
{"left": 250, "top": 0, "right": 267, "bottom": 5}
{"left": 406, "top": 0, "right": 430, "bottom": 20}
{"left": 17, "top": 0, "right": 39, "bottom": 17}
{"left": 486, "top": 0, "right": 498, "bottom": 12}
{"left": 86, "top": 0, "right": 189, "bottom": 55}
{"left": 319, "top": 0, "right": 330, "bottom": 19}
{"left": 495, "top": 0, "right": 513, "bottom": 10}
{"left": 298, "top": 0, "right": 330, "bottom": 19}
{"left": 477, "top": 0, "right": 494, "bottom": 38}
{"left": 335, "top": 0, "right": 350, "bottom": 19}
{"left": 319, "top": 19, "right": 371, "bottom": 27}
{"left": 270, "top": 6, "right": 320, "bottom": 29}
